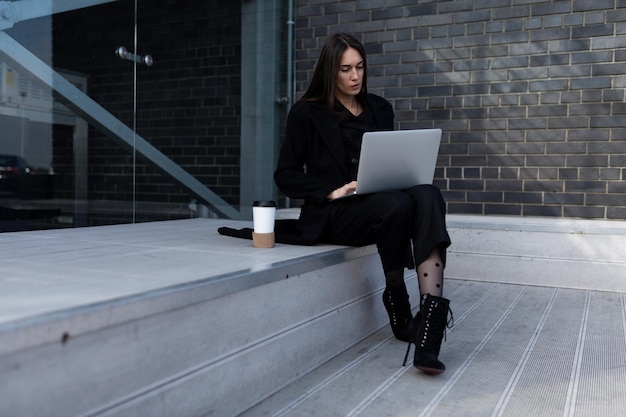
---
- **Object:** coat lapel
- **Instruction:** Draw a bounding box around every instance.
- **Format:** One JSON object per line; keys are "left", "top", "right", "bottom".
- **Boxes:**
{"left": 309, "top": 103, "right": 348, "bottom": 174}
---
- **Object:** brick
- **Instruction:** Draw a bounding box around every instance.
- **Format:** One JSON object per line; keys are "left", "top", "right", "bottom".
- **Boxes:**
{"left": 504, "top": 191, "right": 543, "bottom": 203}
{"left": 608, "top": 9, "right": 626, "bottom": 23}
{"left": 469, "top": 143, "right": 506, "bottom": 154}
{"left": 587, "top": 193, "right": 626, "bottom": 205}
{"left": 448, "top": 203, "right": 484, "bottom": 214}
{"left": 492, "top": 31, "right": 529, "bottom": 45}
{"left": 509, "top": 118, "right": 547, "bottom": 130}
{"left": 565, "top": 181, "right": 607, "bottom": 192}
{"left": 607, "top": 206, "right": 626, "bottom": 219}
{"left": 487, "top": 130, "right": 524, "bottom": 142}
{"left": 507, "top": 142, "right": 546, "bottom": 154}
{"left": 524, "top": 180, "right": 564, "bottom": 192}
{"left": 452, "top": 108, "right": 488, "bottom": 119}
{"left": 590, "top": 116, "right": 626, "bottom": 128}
{"left": 491, "top": 81, "right": 529, "bottom": 93}
{"left": 445, "top": 167, "right": 464, "bottom": 178}
{"left": 487, "top": 179, "right": 524, "bottom": 191}
{"left": 530, "top": 53, "right": 569, "bottom": 66}
{"left": 530, "top": 28, "right": 571, "bottom": 42}
{"left": 454, "top": 35, "right": 491, "bottom": 47}
{"left": 385, "top": 40, "right": 419, "bottom": 53}
{"left": 491, "top": 56, "right": 531, "bottom": 69}
{"left": 600, "top": 169, "right": 622, "bottom": 180}
{"left": 471, "top": 119, "right": 507, "bottom": 131}
{"left": 543, "top": 193, "right": 584, "bottom": 204}
{"left": 471, "top": 45, "right": 509, "bottom": 57}
{"left": 550, "top": 64, "right": 591, "bottom": 78}
{"left": 564, "top": 206, "right": 606, "bottom": 218}
{"left": 532, "top": 2, "right": 572, "bottom": 16}
{"left": 528, "top": 105, "right": 568, "bottom": 117}
{"left": 544, "top": 15, "right": 564, "bottom": 28}
{"left": 608, "top": 181, "right": 626, "bottom": 193}
{"left": 538, "top": 91, "right": 561, "bottom": 105}
{"left": 529, "top": 79, "right": 569, "bottom": 92}
{"left": 564, "top": 14, "right": 584, "bottom": 26}
{"left": 568, "top": 103, "right": 611, "bottom": 116}
{"left": 519, "top": 168, "right": 539, "bottom": 180}
{"left": 417, "top": 85, "right": 453, "bottom": 97}
{"left": 609, "top": 154, "right": 626, "bottom": 166}
{"left": 582, "top": 11, "right": 605, "bottom": 25}
{"left": 488, "top": 155, "right": 526, "bottom": 168}
{"left": 567, "top": 155, "right": 609, "bottom": 167}
{"left": 573, "top": 24, "right": 615, "bottom": 39}
{"left": 588, "top": 142, "right": 626, "bottom": 154}
{"left": 486, "top": 21, "right": 504, "bottom": 33}
{"left": 371, "top": 8, "right": 403, "bottom": 19}
{"left": 592, "top": 36, "right": 626, "bottom": 49}
{"left": 454, "top": 58, "right": 490, "bottom": 71}
{"left": 468, "top": 191, "right": 503, "bottom": 202}
{"left": 439, "top": 1, "right": 477, "bottom": 14}
{"left": 493, "top": 5, "right": 529, "bottom": 18}
{"left": 523, "top": 205, "right": 564, "bottom": 217}
{"left": 593, "top": 63, "right": 626, "bottom": 76}
{"left": 483, "top": 167, "right": 501, "bottom": 178}
{"left": 612, "top": 129, "right": 626, "bottom": 140}
{"left": 485, "top": 204, "right": 522, "bottom": 215}
{"left": 416, "top": 109, "right": 451, "bottom": 120}
{"left": 419, "top": 61, "right": 454, "bottom": 73}
{"left": 463, "top": 167, "right": 482, "bottom": 178}
{"left": 574, "top": 0, "right": 615, "bottom": 11}
{"left": 539, "top": 168, "right": 559, "bottom": 179}
{"left": 449, "top": 179, "right": 485, "bottom": 191}
{"left": 526, "top": 155, "right": 567, "bottom": 166}
{"left": 547, "top": 142, "right": 586, "bottom": 154}
{"left": 405, "top": 4, "right": 438, "bottom": 17}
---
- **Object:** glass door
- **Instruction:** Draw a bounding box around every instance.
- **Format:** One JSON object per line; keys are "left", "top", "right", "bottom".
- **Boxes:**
{"left": 1, "top": 0, "right": 138, "bottom": 230}
{"left": 0, "top": 0, "right": 290, "bottom": 232}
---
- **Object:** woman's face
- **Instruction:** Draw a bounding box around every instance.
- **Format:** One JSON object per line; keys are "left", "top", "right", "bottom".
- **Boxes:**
{"left": 335, "top": 47, "right": 364, "bottom": 102}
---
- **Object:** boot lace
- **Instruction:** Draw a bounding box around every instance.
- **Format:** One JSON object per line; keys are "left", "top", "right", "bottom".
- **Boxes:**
{"left": 402, "top": 304, "right": 453, "bottom": 366}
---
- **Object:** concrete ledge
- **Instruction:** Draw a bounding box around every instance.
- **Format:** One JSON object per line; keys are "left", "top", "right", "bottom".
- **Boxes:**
{"left": 446, "top": 215, "right": 626, "bottom": 292}
{"left": 2, "top": 214, "right": 625, "bottom": 417}
{"left": 0, "top": 218, "right": 416, "bottom": 417}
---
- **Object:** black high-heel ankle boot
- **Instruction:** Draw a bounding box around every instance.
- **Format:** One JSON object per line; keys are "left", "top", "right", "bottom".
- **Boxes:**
{"left": 382, "top": 285, "right": 413, "bottom": 342}
{"left": 404, "top": 294, "right": 452, "bottom": 376}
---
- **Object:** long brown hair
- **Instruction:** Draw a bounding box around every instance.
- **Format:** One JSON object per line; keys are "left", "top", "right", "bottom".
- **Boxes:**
{"left": 301, "top": 33, "right": 368, "bottom": 112}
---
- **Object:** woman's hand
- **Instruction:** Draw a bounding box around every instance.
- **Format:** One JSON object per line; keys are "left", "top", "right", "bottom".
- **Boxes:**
{"left": 327, "top": 181, "right": 357, "bottom": 200}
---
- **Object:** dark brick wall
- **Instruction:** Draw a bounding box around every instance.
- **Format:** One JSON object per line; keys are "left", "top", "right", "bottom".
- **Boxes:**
{"left": 295, "top": 0, "right": 626, "bottom": 220}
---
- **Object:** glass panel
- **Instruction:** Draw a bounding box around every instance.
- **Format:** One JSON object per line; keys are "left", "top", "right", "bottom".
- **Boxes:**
{"left": 0, "top": 0, "right": 290, "bottom": 232}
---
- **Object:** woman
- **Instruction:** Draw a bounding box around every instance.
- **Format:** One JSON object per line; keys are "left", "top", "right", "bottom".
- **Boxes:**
{"left": 274, "top": 33, "right": 452, "bottom": 375}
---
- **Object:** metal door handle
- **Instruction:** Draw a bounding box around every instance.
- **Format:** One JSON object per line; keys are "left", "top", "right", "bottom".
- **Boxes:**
{"left": 115, "top": 46, "right": 153, "bottom": 67}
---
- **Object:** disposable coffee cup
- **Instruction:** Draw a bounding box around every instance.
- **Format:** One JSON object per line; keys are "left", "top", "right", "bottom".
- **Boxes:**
{"left": 252, "top": 200, "right": 276, "bottom": 248}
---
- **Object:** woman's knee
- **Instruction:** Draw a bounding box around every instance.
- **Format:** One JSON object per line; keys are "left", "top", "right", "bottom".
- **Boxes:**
{"left": 376, "top": 191, "right": 412, "bottom": 221}
{"left": 406, "top": 184, "right": 446, "bottom": 210}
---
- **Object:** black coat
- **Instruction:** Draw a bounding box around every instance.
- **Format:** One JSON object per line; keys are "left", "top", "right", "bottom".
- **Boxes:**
{"left": 218, "top": 94, "right": 394, "bottom": 245}
{"left": 273, "top": 94, "right": 394, "bottom": 244}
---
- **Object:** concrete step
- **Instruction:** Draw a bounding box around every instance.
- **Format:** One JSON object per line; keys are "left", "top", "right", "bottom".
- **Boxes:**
{"left": 2, "top": 215, "right": 625, "bottom": 417}
{"left": 0, "top": 219, "right": 411, "bottom": 417}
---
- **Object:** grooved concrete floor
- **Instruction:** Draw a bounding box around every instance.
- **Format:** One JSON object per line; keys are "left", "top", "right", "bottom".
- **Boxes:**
{"left": 242, "top": 278, "right": 626, "bottom": 417}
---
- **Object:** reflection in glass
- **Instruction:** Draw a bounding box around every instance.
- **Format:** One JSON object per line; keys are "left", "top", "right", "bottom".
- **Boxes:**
{"left": 1, "top": 1, "right": 289, "bottom": 232}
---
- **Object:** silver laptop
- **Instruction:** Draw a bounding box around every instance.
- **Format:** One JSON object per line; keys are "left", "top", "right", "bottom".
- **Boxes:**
{"left": 344, "top": 128, "right": 442, "bottom": 196}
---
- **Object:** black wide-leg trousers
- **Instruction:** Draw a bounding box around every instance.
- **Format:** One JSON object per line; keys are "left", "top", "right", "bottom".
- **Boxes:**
{"left": 324, "top": 184, "right": 451, "bottom": 272}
